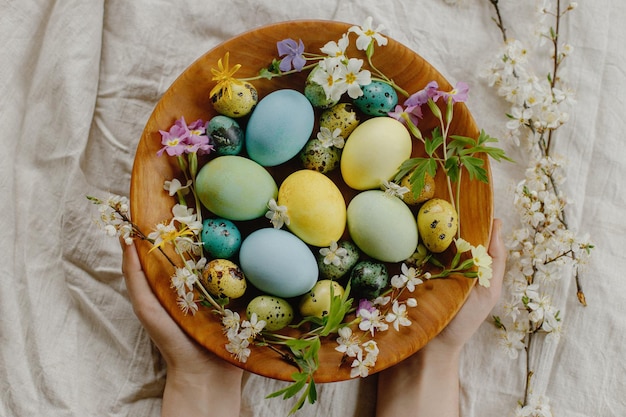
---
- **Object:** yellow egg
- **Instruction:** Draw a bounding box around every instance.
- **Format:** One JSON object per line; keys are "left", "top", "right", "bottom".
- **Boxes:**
{"left": 277, "top": 170, "right": 346, "bottom": 247}
{"left": 401, "top": 170, "right": 436, "bottom": 205}
{"left": 210, "top": 80, "right": 258, "bottom": 118}
{"left": 201, "top": 259, "right": 247, "bottom": 299}
{"left": 299, "top": 280, "right": 345, "bottom": 318}
{"left": 319, "top": 103, "right": 360, "bottom": 138}
{"left": 340, "top": 117, "right": 412, "bottom": 190}
{"left": 417, "top": 198, "right": 458, "bottom": 253}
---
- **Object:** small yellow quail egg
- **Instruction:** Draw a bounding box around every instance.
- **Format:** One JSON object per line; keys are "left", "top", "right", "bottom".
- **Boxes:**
{"left": 417, "top": 198, "right": 458, "bottom": 253}
{"left": 400, "top": 170, "right": 436, "bottom": 205}
{"left": 299, "top": 280, "right": 345, "bottom": 318}
{"left": 201, "top": 259, "right": 246, "bottom": 299}
{"left": 210, "top": 81, "right": 258, "bottom": 118}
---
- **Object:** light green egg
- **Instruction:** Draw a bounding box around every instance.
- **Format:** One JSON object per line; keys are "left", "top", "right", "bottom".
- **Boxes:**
{"left": 347, "top": 190, "right": 418, "bottom": 263}
{"left": 195, "top": 155, "right": 277, "bottom": 221}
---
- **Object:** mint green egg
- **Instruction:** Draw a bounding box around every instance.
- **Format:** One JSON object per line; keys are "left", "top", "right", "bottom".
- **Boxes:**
{"left": 196, "top": 155, "right": 277, "bottom": 221}
{"left": 347, "top": 190, "right": 418, "bottom": 263}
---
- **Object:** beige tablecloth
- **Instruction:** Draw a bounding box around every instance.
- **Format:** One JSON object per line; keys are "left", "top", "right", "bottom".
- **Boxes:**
{"left": 1, "top": 1, "right": 625, "bottom": 416}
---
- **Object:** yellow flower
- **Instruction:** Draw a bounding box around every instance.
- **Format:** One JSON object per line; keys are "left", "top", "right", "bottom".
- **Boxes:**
{"left": 210, "top": 52, "right": 243, "bottom": 99}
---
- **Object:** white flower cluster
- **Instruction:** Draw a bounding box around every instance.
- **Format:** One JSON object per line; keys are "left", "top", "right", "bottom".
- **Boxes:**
{"left": 335, "top": 263, "right": 421, "bottom": 377}
{"left": 483, "top": 1, "right": 592, "bottom": 409}
{"left": 92, "top": 195, "right": 135, "bottom": 245}
{"left": 311, "top": 16, "right": 386, "bottom": 102}
{"left": 222, "top": 309, "right": 266, "bottom": 363}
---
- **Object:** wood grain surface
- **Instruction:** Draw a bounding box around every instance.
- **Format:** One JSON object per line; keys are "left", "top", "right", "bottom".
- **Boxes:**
{"left": 130, "top": 20, "right": 493, "bottom": 383}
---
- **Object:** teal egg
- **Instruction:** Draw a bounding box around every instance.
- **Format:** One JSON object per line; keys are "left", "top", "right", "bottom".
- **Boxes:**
{"left": 349, "top": 261, "right": 389, "bottom": 299}
{"left": 245, "top": 89, "right": 315, "bottom": 167}
{"left": 201, "top": 218, "right": 241, "bottom": 259}
{"left": 353, "top": 81, "right": 398, "bottom": 116}
{"left": 206, "top": 115, "right": 243, "bottom": 156}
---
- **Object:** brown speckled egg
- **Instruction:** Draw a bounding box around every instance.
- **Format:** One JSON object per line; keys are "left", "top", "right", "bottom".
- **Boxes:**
{"left": 211, "top": 81, "right": 258, "bottom": 118}
{"left": 401, "top": 170, "right": 436, "bottom": 205}
{"left": 299, "top": 138, "right": 341, "bottom": 174}
{"left": 201, "top": 259, "right": 247, "bottom": 299}
{"left": 319, "top": 103, "right": 360, "bottom": 138}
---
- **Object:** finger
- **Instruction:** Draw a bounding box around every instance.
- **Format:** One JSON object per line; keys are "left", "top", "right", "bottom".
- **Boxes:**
{"left": 488, "top": 218, "right": 506, "bottom": 296}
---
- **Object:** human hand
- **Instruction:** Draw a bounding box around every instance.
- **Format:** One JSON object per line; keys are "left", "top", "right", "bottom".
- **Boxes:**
{"left": 121, "top": 241, "right": 242, "bottom": 416}
{"left": 424, "top": 217, "right": 506, "bottom": 356}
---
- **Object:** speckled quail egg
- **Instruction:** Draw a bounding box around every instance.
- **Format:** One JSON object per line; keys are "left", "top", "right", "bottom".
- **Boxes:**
{"left": 400, "top": 170, "right": 436, "bottom": 205}
{"left": 417, "top": 198, "right": 458, "bottom": 253}
{"left": 210, "top": 81, "right": 258, "bottom": 118}
{"left": 299, "top": 138, "right": 341, "bottom": 174}
{"left": 316, "top": 240, "right": 360, "bottom": 281}
{"left": 353, "top": 80, "right": 398, "bottom": 116}
{"left": 201, "top": 259, "right": 247, "bottom": 299}
{"left": 246, "top": 295, "right": 294, "bottom": 331}
{"left": 299, "top": 280, "right": 345, "bottom": 318}
{"left": 319, "top": 103, "right": 360, "bottom": 138}
{"left": 349, "top": 260, "right": 388, "bottom": 299}
{"left": 304, "top": 66, "right": 338, "bottom": 109}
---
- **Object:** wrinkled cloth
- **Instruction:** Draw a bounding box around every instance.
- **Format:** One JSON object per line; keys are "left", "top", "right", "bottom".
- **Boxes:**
{"left": 1, "top": 1, "right": 625, "bottom": 416}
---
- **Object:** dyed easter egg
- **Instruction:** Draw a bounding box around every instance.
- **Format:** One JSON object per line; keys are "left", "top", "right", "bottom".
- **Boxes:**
{"left": 201, "top": 218, "right": 241, "bottom": 259}
{"left": 299, "top": 280, "right": 345, "bottom": 318}
{"left": 304, "top": 66, "right": 339, "bottom": 109}
{"left": 238, "top": 228, "right": 318, "bottom": 298}
{"left": 245, "top": 89, "right": 315, "bottom": 166}
{"left": 317, "top": 240, "right": 360, "bottom": 281}
{"left": 417, "top": 198, "right": 458, "bottom": 253}
{"left": 210, "top": 81, "right": 258, "bottom": 118}
{"left": 353, "top": 80, "right": 398, "bottom": 116}
{"left": 195, "top": 155, "right": 277, "bottom": 221}
{"left": 350, "top": 260, "right": 389, "bottom": 299}
{"left": 201, "top": 259, "right": 247, "bottom": 299}
{"left": 341, "top": 117, "right": 412, "bottom": 190}
{"left": 277, "top": 170, "right": 346, "bottom": 247}
{"left": 246, "top": 295, "right": 294, "bottom": 331}
{"left": 299, "top": 138, "right": 341, "bottom": 174}
{"left": 319, "top": 103, "right": 360, "bottom": 138}
{"left": 206, "top": 115, "right": 243, "bottom": 156}
{"left": 347, "top": 190, "right": 418, "bottom": 263}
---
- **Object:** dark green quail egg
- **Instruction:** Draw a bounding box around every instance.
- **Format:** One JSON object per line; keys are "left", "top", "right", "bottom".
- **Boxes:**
{"left": 304, "top": 66, "right": 338, "bottom": 109}
{"left": 317, "top": 240, "right": 360, "bottom": 280}
{"left": 246, "top": 295, "right": 294, "bottom": 331}
{"left": 206, "top": 115, "right": 244, "bottom": 156}
{"left": 349, "top": 260, "right": 389, "bottom": 299}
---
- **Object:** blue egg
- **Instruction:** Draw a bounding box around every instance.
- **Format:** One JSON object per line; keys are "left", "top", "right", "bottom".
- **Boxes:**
{"left": 353, "top": 81, "right": 398, "bottom": 116}
{"left": 245, "top": 89, "right": 315, "bottom": 166}
{"left": 206, "top": 115, "right": 244, "bottom": 156}
{"left": 239, "top": 228, "right": 318, "bottom": 298}
{"left": 201, "top": 218, "right": 242, "bottom": 259}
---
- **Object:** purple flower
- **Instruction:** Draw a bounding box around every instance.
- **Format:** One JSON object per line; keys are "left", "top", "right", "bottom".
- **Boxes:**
{"left": 357, "top": 299, "right": 376, "bottom": 317}
{"left": 434, "top": 81, "right": 470, "bottom": 103}
{"left": 404, "top": 80, "right": 439, "bottom": 107}
{"left": 388, "top": 104, "right": 423, "bottom": 127}
{"left": 277, "top": 38, "right": 306, "bottom": 72}
{"left": 157, "top": 116, "right": 212, "bottom": 157}
{"left": 157, "top": 123, "right": 189, "bottom": 156}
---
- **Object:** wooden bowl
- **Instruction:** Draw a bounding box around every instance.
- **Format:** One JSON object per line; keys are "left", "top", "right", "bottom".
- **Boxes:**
{"left": 130, "top": 19, "right": 492, "bottom": 383}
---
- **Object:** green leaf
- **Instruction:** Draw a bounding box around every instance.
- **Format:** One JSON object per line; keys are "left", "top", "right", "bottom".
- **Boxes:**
{"left": 445, "top": 156, "right": 460, "bottom": 183}
{"left": 425, "top": 129, "right": 444, "bottom": 156}
{"left": 394, "top": 158, "right": 421, "bottom": 183}
{"left": 460, "top": 155, "right": 489, "bottom": 183}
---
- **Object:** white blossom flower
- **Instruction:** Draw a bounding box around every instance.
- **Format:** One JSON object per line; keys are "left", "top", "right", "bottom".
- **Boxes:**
{"left": 317, "top": 126, "right": 345, "bottom": 149}
{"left": 319, "top": 241, "right": 348, "bottom": 266}
{"left": 163, "top": 178, "right": 192, "bottom": 197}
{"left": 265, "top": 198, "right": 290, "bottom": 229}
{"left": 348, "top": 16, "right": 388, "bottom": 51}
{"left": 497, "top": 329, "right": 525, "bottom": 359}
{"left": 222, "top": 309, "right": 241, "bottom": 339}
{"left": 454, "top": 238, "right": 472, "bottom": 253}
{"left": 240, "top": 313, "right": 266, "bottom": 339}
{"left": 320, "top": 33, "right": 349, "bottom": 62}
{"left": 358, "top": 307, "right": 388, "bottom": 336}
{"left": 385, "top": 301, "right": 412, "bottom": 331}
{"left": 336, "top": 58, "right": 371, "bottom": 99}
{"left": 390, "top": 263, "right": 423, "bottom": 292}
{"left": 381, "top": 180, "right": 410, "bottom": 198}
{"left": 350, "top": 350, "right": 372, "bottom": 378}
{"left": 225, "top": 334, "right": 251, "bottom": 363}
{"left": 176, "top": 291, "right": 198, "bottom": 315}
{"left": 311, "top": 58, "right": 346, "bottom": 102}
{"left": 335, "top": 326, "right": 361, "bottom": 357}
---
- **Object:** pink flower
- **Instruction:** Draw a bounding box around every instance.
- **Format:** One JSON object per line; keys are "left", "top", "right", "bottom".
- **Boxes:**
{"left": 157, "top": 117, "right": 213, "bottom": 156}
{"left": 157, "top": 123, "right": 189, "bottom": 156}
{"left": 388, "top": 104, "right": 423, "bottom": 127}
{"left": 434, "top": 81, "right": 470, "bottom": 103}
